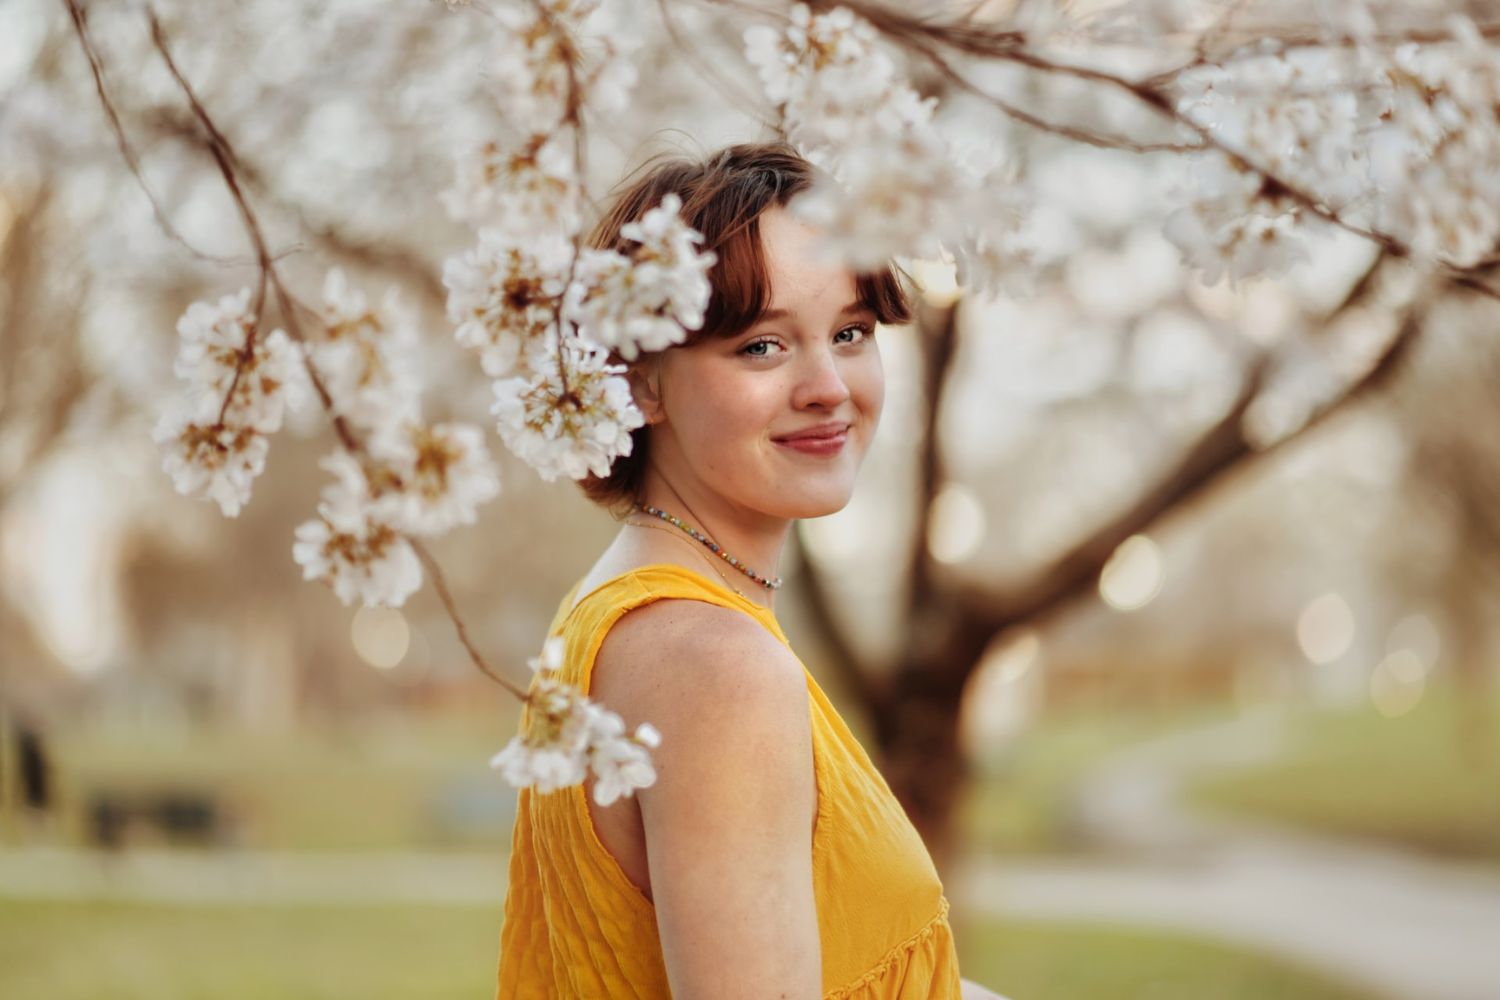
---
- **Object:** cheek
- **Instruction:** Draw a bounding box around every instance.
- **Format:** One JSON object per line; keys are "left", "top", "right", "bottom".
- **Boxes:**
{"left": 672, "top": 370, "right": 778, "bottom": 457}
{"left": 853, "top": 351, "right": 885, "bottom": 421}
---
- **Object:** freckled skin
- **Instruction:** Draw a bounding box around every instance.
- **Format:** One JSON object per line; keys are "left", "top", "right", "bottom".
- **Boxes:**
{"left": 628, "top": 205, "right": 886, "bottom": 573}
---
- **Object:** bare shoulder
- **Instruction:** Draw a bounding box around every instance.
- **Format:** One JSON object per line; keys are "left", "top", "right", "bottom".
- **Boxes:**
{"left": 590, "top": 597, "right": 807, "bottom": 733}
{"left": 594, "top": 598, "right": 821, "bottom": 998}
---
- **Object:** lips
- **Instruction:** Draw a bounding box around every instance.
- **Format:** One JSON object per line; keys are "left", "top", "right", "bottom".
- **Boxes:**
{"left": 772, "top": 422, "right": 851, "bottom": 443}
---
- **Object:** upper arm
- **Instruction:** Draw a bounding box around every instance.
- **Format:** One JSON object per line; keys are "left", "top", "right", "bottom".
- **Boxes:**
{"left": 598, "top": 599, "right": 821, "bottom": 1000}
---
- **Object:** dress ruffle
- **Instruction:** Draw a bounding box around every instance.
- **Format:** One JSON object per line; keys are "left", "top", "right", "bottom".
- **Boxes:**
{"left": 825, "top": 897, "right": 962, "bottom": 999}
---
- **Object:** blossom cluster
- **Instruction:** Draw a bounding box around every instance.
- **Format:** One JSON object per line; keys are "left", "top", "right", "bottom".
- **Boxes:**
{"left": 743, "top": 3, "right": 1031, "bottom": 297}
{"left": 153, "top": 287, "right": 300, "bottom": 517}
{"left": 1363, "top": 20, "right": 1500, "bottom": 267}
{"left": 441, "top": 1, "right": 716, "bottom": 484}
{"left": 1164, "top": 14, "right": 1500, "bottom": 284}
{"left": 291, "top": 272, "right": 500, "bottom": 608}
{"left": 489, "top": 638, "right": 661, "bottom": 806}
{"left": 442, "top": 0, "right": 635, "bottom": 241}
{"left": 154, "top": 268, "right": 501, "bottom": 608}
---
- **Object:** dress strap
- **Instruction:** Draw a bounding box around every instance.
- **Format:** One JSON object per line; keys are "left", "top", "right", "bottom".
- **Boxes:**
{"left": 550, "top": 563, "right": 789, "bottom": 696}
{"left": 559, "top": 563, "right": 784, "bottom": 637}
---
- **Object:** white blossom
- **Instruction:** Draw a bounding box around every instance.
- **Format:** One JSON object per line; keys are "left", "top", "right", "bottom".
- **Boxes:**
{"left": 291, "top": 450, "right": 423, "bottom": 608}
{"left": 742, "top": 4, "right": 1030, "bottom": 295}
{"left": 484, "top": 0, "right": 578, "bottom": 139}
{"left": 1361, "top": 21, "right": 1500, "bottom": 266}
{"left": 1164, "top": 194, "right": 1309, "bottom": 286}
{"left": 444, "top": 229, "right": 573, "bottom": 377}
{"left": 442, "top": 131, "right": 584, "bottom": 239}
{"left": 152, "top": 394, "right": 271, "bottom": 517}
{"left": 565, "top": 193, "right": 717, "bottom": 360}
{"left": 482, "top": 0, "right": 636, "bottom": 138}
{"left": 743, "top": 4, "right": 929, "bottom": 151}
{"left": 586, "top": 710, "right": 661, "bottom": 806}
{"left": 1162, "top": 91, "right": 1312, "bottom": 286}
{"left": 1165, "top": 45, "right": 1374, "bottom": 287}
{"left": 1164, "top": 16, "right": 1500, "bottom": 279}
{"left": 443, "top": 0, "right": 634, "bottom": 240}
{"left": 308, "top": 269, "right": 423, "bottom": 435}
{"left": 490, "top": 635, "right": 659, "bottom": 805}
{"left": 171, "top": 286, "right": 300, "bottom": 434}
{"left": 1176, "top": 52, "right": 1367, "bottom": 208}
{"left": 491, "top": 338, "right": 644, "bottom": 481}
{"left": 367, "top": 419, "right": 501, "bottom": 536}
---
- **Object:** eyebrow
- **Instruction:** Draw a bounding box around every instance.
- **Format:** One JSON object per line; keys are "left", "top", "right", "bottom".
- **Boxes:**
{"left": 757, "top": 301, "right": 871, "bottom": 322}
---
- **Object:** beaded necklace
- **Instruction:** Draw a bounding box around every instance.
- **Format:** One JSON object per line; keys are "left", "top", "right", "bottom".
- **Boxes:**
{"left": 632, "top": 501, "right": 783, "bottom": 591}
{"left": 625, "top": 518, "right": 749, "bottom": 598}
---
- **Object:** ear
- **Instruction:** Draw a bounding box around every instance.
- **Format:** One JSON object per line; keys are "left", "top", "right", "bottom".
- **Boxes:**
{"left": 625, "top": 355, "right": 666, "bottom": 425}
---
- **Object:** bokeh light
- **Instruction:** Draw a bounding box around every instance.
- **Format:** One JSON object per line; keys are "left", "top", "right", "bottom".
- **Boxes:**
{"left": 907, "top": 254, "right": 960, "bottom": 307}
{"left": 1387, "top": 612, "right": 1441, "bottom": 668}
{"left": 1297, "top": 592, "right": 1355, "bottom": 665}
{"left": 961, "top": 627, "right": 1043, "bottom": 753}
{"left": 1370, "top": 653, "right": 1426, "bottom": 718}
{"left": 350, "top": 606, "right": 410, "bottom": 670}
{"left": 927, "top": 483, "right": 986, "bottom": 564}
{"left": 1099, "top": 534, "right": 1163, "bottom": 611}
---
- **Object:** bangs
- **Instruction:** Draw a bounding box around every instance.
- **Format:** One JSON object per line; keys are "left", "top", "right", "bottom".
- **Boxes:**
{"left": 691, "top": 219, "right": 914, "bottom": 344}
{"left": 586, "top": 142, "right": 913, "bottom": 352}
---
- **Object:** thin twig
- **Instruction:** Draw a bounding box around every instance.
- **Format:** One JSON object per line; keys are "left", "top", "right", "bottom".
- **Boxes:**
{"left": 413, "top": 541, "right": 530, "bottom": 699}
{"left": 61, "top": 0, "right": 238, "bottom": 264}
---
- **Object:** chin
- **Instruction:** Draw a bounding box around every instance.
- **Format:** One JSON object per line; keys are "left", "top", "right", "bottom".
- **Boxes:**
{"left": 764, "top": 480, "right": 856, "bottom": 520}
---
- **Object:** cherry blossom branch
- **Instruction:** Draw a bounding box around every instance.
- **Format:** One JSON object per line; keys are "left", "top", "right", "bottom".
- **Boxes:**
{"left": 534, "top": 0, "right": 586, "bottom": 404}
{"left": 75, "top": 6, "right": 532, "bottom": 700}
{"left": 143, "top": 9, "right": 365, "bottom": 455}
{"left": 816, "top": 0, "right": 1500, "bottom": 303}
{"left": 143, "top": 108, "right": 447, "bottom": 308}
{"left": 1145, "top": 19, "right": 1500, "bottom": 89}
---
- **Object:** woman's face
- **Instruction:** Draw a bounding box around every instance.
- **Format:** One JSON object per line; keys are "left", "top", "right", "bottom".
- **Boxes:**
{"left": 641, "top": 205, "right": 886, "bottom": 520}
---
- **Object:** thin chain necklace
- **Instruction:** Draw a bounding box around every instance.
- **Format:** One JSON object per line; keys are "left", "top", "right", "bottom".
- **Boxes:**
{"left": 632, "top": 501, "right": 783, "bottom": 591}
{"left": 625, "top": 517, "right": 749, "bottom": 598}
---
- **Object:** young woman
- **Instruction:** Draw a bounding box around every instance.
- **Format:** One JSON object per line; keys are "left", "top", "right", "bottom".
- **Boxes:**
{"left": 497, "top": 142, "right": 1006, "bottom": 1000}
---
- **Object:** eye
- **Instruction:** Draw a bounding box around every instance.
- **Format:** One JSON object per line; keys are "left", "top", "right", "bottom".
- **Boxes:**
{"left": 739, "top": 337, "right": 781, "bottom": 358}
{"left": 835, "top": 322, "right": 874, "bottom": 345}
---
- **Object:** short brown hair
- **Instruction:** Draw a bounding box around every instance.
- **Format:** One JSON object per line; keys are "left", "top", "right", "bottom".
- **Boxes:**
{"left": 576, "top": 141, "right": 914, "bottom": 516}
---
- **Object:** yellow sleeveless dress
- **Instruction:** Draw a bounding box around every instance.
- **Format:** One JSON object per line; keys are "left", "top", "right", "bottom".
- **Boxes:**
{"left": 496, "top": 563, "right": 963, "bottom": 999}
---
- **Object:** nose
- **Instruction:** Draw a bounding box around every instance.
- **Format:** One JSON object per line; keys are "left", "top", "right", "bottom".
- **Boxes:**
{"left": 791, "top": 343, "right": 852, "bottom": 410}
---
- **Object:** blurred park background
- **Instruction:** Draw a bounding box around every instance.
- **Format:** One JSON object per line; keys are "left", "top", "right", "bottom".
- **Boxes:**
{"left": 3, "top": 0, "right": 1499, "bottom": 998}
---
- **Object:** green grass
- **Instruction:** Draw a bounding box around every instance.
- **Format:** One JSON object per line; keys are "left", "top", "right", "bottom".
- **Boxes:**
{"left": 0, "top": 899, "right": 499, "bottom": 1000}
{"left": 45, "top": 709, "right": 520, "bottom": 851}
{"left": 958, "top": 700, "right": 1238, "bottom": 856}
{"left": 0, "top": 899, "right": 1378, "bottom": 1000}
{"left": 1186, "top": 680, "right": 1500, "bottom": 863}
{"left": 957, "top": 916, "right": 1380, "bottom": 1000}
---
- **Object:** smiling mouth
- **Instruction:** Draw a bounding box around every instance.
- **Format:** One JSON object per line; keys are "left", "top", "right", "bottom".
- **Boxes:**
{"left": 773, "top": 428, "right": 848, "bottom": 455}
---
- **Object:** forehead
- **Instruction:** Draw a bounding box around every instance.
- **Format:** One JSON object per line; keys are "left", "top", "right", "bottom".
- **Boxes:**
{"left": 758, "top": 206, "right": 858, "bottom": 313}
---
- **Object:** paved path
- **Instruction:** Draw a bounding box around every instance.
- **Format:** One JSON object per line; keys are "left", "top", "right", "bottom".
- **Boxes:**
{"left": 953, "top": 709, "right": 1500, "bottom": 1000}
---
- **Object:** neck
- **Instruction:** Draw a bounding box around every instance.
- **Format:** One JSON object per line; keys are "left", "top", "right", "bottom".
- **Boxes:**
{"left": 631, "top": 474, "right": 791, "bottom": 612}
